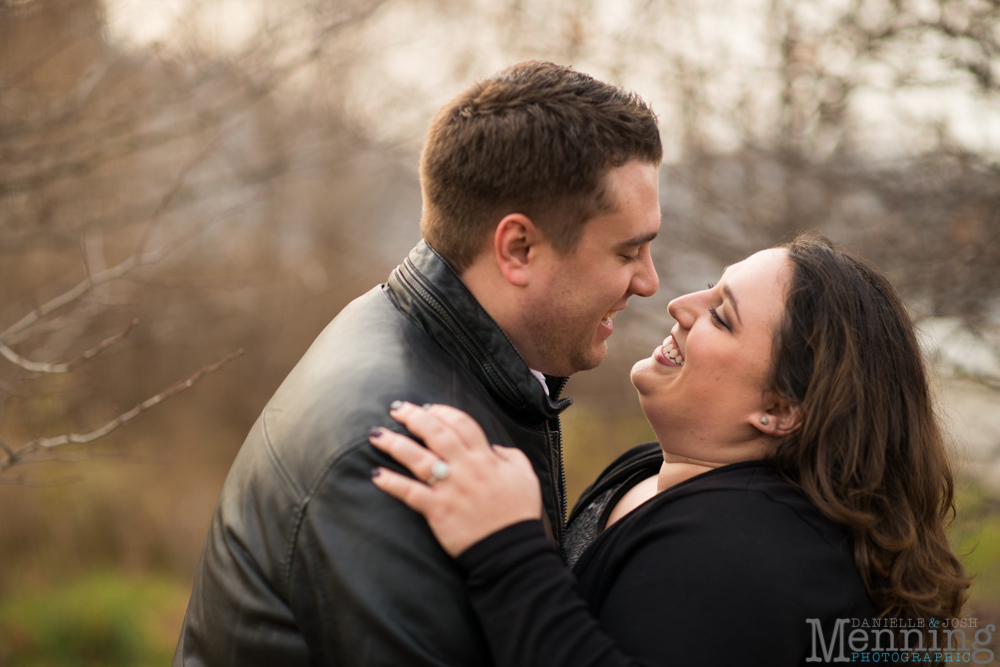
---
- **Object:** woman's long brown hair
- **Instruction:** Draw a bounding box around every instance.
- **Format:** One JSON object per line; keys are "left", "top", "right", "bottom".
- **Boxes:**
{"left": 768, "top": 233, "right": 970, "bottom": 620}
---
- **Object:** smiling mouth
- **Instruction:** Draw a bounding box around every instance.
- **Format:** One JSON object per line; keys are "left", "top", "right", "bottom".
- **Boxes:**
{"left": 602, "top": 310, "right": 618, "bottom": 326}
{"left": 661, "top": 334, "right": 685, "bottom": 366}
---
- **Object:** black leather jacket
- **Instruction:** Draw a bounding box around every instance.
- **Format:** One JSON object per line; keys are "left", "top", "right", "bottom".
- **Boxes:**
{"left": 173, "top": 240, "right": 571, "bottom": 666}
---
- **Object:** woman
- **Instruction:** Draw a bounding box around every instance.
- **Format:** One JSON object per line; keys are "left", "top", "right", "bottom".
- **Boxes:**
{"left": 368, "top": 233, "right": 969, "bottom": 665}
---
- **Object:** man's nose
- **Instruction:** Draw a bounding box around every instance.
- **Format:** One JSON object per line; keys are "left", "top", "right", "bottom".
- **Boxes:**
{"left": 629, "top": 253, "right": 659, "bottom": 297}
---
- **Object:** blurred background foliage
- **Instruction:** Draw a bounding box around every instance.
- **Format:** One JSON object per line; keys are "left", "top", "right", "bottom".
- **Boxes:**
{"left": 2, "top": 0, "right": 1000, "bottom": 663}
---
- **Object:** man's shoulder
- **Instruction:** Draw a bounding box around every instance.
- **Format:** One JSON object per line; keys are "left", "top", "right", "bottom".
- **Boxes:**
{"left": 244, "top": 284, "right": 499, "bottom": 492}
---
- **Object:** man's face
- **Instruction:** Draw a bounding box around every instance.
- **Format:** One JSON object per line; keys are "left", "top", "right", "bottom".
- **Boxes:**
{"left": 520, "top": 160, "right": 661, "bottom": 376}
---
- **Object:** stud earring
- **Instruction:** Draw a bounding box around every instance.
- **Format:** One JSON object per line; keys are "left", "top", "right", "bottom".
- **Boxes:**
{"left": 760, "top": 416, "right": 769, "bottom": 425}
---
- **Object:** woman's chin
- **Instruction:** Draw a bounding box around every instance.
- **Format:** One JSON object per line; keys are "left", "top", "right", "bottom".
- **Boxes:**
{"left": 630, "top": 355, "right": 666, "bottom": 392}
{"left": 630, "top": 356, "right": 655, "bottom": 384}
{"left": 630, "top": 357, "right": 651, "bottom": 389}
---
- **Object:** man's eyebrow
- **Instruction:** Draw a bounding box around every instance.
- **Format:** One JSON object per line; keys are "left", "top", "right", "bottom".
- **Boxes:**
{"left": 723, "top": 284, "right": 741, "bottom": 325}
{"left": 615, "top": 231, "right": 658, "bottom": 249}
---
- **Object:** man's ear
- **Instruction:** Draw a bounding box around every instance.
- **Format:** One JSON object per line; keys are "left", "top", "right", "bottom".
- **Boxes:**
{"left": 753, "top": 393, "right": 802, "bottom": 438}
{"left": 494, "top": 213, "right": 543, "bottom": 287}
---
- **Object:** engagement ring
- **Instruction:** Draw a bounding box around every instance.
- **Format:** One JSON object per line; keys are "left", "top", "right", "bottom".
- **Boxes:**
{"left": 426, "top": 459, "right": 450, "bottom": 486}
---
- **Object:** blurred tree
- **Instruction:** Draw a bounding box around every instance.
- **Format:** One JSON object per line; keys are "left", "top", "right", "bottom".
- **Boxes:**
{"left": 657, "top": 0, "right": 1000, "bottom": 285}
{"left": 0, "top": 0, "right": 391, "bottom": 484}
{"left": 334, "top": 0, "right": 999, "bottom": 332}
{"left": 651, "top": 0, "right": 1000, "bottom": 389}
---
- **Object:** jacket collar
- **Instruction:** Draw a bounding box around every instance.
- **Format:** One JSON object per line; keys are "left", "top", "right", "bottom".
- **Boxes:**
{"left": 386, "top": 240, "right": 572, "bottom": 424}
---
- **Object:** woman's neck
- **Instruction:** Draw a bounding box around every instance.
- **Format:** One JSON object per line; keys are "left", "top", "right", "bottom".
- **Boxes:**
{"left": 660, "top": 450, "right": 728, "bottom": 468}
{"left": 656, "top": 459, "right": 716, "bottom": 493}
{"left": 653, "top": 428, "right": 772, "bottom": 485}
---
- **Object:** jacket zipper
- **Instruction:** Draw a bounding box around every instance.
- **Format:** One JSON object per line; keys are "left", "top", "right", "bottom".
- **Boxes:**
{"left": 543, "top": 418, "right": 563, "bottom": 546}
{"left": 548, "top": 377, "right": 569, "bottom": 546}
{"left": 400, "top": 259, "right": 570, "bottom": 545}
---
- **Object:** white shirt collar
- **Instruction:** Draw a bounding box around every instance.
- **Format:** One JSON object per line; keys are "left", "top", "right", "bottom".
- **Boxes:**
{"left": 529, "top": 368, "right": 550, "bottom": 396}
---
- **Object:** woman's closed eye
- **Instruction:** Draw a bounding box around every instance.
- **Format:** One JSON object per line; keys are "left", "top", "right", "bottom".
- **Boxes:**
{"left": 705, "top": 283, "right": 732, "bottom": 331}
{"left": 710, "top": 306, "right": 732, "bottom": 331}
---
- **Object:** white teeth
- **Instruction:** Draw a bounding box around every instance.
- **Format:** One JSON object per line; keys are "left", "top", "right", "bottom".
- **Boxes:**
{"left": 661, "top": 335, "right": 685, "bottom": 366}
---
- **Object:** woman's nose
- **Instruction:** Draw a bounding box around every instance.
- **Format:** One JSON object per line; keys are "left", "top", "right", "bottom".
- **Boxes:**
{"left": 667, "top": 293, "right": 697, "bottom": 329}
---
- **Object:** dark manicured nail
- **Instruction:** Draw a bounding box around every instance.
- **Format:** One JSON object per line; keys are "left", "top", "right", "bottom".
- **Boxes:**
{"left": 369, "top": 426, "right": 383, "bottom": 438}
{"left": 389, "top": 400, "right": 403, "bottom": 411}
{"left": 370, "top": 467, "right": 382, "bottom": 478}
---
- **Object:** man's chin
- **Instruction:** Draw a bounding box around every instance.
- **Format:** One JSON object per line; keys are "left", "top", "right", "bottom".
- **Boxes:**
{"left": 568, "top": 343, "right": 608, "bottom": 375}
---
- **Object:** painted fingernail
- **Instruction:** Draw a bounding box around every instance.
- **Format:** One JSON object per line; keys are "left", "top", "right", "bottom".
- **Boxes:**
{"left": 370, "top": 467, "right": 382, "bottom": 478}
{"left": 389, "top": 400, "right": 403, "bottom": 411}
{"left": 422, "top": 403, "right": 432, "bottom": 410}
{"left": 369, "top": 426, "right": 383, "bottom": 438}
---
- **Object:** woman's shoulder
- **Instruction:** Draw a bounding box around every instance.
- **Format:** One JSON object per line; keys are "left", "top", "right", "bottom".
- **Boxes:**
{"left": 583, "top": 461, "right": 864, "bottom": 583}
{"left": 579, "top": 461, "right": 877, "bottom": 620}
{"left": 568, "top": 442, "right": 662, "bottom": 523}
{"left": 649, "top": 461, "right": 852, "bottom": 551}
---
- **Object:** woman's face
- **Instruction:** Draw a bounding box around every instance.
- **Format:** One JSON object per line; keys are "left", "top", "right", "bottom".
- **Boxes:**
{"left": 630, "top": 248, "right": 793, "bottom": 465}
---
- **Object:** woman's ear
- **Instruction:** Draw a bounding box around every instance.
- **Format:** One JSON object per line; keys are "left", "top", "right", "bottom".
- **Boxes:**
{"left": 754, "top": 393, "right": 802, "bottom": 438}
{"left": 494, "top": 213, "right": 542, "bottom": 287}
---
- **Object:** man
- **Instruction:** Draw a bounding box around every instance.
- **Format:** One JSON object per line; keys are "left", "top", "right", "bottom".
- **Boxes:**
{"left": 174, "top": 60, "right": 662, "bottom": 666}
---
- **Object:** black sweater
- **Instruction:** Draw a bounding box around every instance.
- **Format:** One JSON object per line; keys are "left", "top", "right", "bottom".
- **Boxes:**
{"left": 457, "top": 443, "right": 878, "bottom": 666}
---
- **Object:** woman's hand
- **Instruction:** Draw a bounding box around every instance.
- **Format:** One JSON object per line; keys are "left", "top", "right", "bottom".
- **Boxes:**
{"left": 369, "top": 401, "right": 543, "bottom": 557}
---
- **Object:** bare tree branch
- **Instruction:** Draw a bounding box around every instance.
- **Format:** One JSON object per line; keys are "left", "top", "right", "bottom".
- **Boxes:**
{"left": 0, "top": 0, "right": 390, "bottom": 200}
{"left": 0, "top": 190, "right": 260, "bottom": 346}
{"left": 0, "top": 348, "right": 245, "bottom": 476}
{"left": 0, "top": 253, "right": 141, "bottom": 345}
{"left": 0, "top": 318, "right": 138, "bottom": 374}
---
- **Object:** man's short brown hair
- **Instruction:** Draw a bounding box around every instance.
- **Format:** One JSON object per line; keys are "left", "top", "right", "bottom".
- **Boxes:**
{"left": 419, "top": 61, "right": 662, "bottom": 272}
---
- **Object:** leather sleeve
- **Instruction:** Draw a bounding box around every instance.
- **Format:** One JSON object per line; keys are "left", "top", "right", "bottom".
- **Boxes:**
{"left": 288, "top": 439, "right": 493, "bottom": 667}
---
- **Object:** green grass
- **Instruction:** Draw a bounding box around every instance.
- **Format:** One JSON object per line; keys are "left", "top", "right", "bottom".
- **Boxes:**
{"left": 0, "top": 572, "right": 189, "bottom": 667}
{"left": 951, "top": 480, "right": 1000, "bottom": 608}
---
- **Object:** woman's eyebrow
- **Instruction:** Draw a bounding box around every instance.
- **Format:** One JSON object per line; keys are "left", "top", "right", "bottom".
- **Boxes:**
{"left": 723, "top": 284, "right": 741, "bottom": 325}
